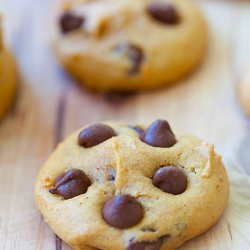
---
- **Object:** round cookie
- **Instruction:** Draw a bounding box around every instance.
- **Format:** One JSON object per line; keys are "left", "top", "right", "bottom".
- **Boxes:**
{"left": 0, "top": 19, "right": 17, "bottom": 120}
{"left": 35, "top": 119, "right": 229, "bottom": 250}
{"left": 237, "top": 66, "right": 250, "bottom": 116}
{"left": 54, "top": 0, "right": 208, "bottom": 92}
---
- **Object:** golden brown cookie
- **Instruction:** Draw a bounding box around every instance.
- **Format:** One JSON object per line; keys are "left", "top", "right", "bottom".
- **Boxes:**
{"left": 0, "top": 19, "right": 17, "bottom": 120}
{"left": 35, "top": 119, "right": 229, "bottom": 250}
{"left": 237, "top": 66, "right": 250, "bottom": 116}
{"left": 54, "top": 0, "right": 208, "bottom": 92}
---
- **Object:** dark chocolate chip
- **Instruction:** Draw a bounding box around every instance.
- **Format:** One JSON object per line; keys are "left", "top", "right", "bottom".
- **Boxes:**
{"left": 153, "top": 166, "right": 187, "bottom": 195}
{"left": 141, "top": 119, "right": 176, "bottom": 148}
{"left": 147, "top": 2, "right": 180, "bottom": 24}
{"left": 102, "top": 195, "right": 143, "bottom": 229}
{"left": 115, "top": 44, "right": 144, "bottom": 74}
{"left": 49, "top": 169, "right": 91, "bottom": 199}
{"left": 128, "top": 45, "right": 144, "bottom": 74}
{"left": 129, "top": 126, "right": 144, "bottom": 137}
{"left": 127, "top": 239, "right": 162, "bottom": 250}
{"left": 78, "top": 124, "right": 116, "bottom": 147}
{"left": 59, "top": 12, "right": 84, "bottom": 34}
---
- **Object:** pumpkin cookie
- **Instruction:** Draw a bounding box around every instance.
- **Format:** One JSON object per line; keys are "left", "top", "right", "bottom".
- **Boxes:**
{"left": 35, "top": 119, "right": 229, "bottom": 250}
{"left": 0, "top": 19, "right": 17, "bottom": 119}
{"left": 54, "top": 0, "right": 207, "bottom": 92}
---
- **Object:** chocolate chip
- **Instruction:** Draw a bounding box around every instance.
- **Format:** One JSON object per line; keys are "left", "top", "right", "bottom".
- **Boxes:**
{"left": 49, "top": 169, "right": 91, "bottom": 199}
{"left": 78, "top": 124, "right": 116, "bottom": 147}
{"left": 129, "top": 126, "right": 144, "bottom": 137}
{"left": 141, "top": 119, "right": 176, "bottom": 148}
{"left": 102, "top": 195, "right": 143, "bottom": 229}
{"left": 153, "top": 166, "right": 187, "bottom": 195}
{"left": 115, "top": 44, "right": 144, "bottom": 74}
{"left": 127, "top": 239, "right": 162, "bottom": 250}
{"left": 59, "top": 12, "right": 84, "bottom": 34}
{"left": 128, "top": 45, "right": 144, "bottom": 74}
{"left": 147, "top": 2, "right": 180, "bottom": 24}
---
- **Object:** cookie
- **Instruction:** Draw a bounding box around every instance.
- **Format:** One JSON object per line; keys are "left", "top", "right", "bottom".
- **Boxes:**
{"left": 35, "top": 119, "right": 229, "bottom": 250}
{"left": 54, "top": 0, "right": 208, "bottom": 92}
{"left": 237, "top": 66, "right": 250, "bottom": 116}
{"left": 0, "top": 19, "right": 17, "bottom": 120}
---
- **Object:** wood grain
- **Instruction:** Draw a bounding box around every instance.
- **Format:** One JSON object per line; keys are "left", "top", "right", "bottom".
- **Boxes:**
{"left": 0, "top": 0, "right": 250, "bottom": 249}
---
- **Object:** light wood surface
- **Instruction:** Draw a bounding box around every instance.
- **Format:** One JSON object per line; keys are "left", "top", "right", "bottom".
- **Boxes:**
{"left": 0, "top": 0, "right": 250, "bottom": 249}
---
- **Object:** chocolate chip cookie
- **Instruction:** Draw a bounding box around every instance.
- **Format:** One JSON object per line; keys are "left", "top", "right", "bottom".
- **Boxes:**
{"left": 0, "top": 18, "right": 17, "bottom": 119}
{"left": 35, "top": 119, "right": 229, "bottom": 250}
{"left": 54, "top": 0, "right": 208, "bottom": 92}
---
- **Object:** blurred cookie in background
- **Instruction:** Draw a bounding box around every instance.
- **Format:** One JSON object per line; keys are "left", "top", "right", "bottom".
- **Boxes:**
{"left": 237, "top": 65, "right": 250, "bottom": 117}
{"left": 54, "top": 0, "right": 208, "bottom": 92}
{"left": 0, "top": 17, "right": 17, "bottom": 120}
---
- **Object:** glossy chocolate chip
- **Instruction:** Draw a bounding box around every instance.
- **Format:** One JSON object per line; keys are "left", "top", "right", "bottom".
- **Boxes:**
{"left": 78, "top": 124, "right": 116, "bottom": 147}
{"left": 141, "top": 119, "right": 176, "bottom": 148}
{"left": 49, "top": 169, "right": 91, "bottom": 199}
{"left": 129, "top": 126, "right": 144, "bottom": 137}
{"left": 153, "top": 166, "right": 187, "bottom": 195}
{"left": 127, "top": 239, "right": 161, "bottom": 250}
{"left": 102, "top": 195, "right": 143, "bottom": 229}
{"left": 59, "top": 12, "right": 84, "bottom": 34}
{"left": 147, "top": 2, "right": 180, "bottom": 24}
{"left": 116, "top": 44, "right": 144, "bottom": 74}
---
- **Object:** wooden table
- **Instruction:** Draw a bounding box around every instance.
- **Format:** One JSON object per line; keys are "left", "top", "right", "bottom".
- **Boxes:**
{"left": 1, "top": 0, "right": 250, "bottom": 249}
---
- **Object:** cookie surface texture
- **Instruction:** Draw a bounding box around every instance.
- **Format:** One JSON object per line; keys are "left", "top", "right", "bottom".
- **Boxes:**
{"left": 54, "top": 0, "right": 208, "bottom": 92}
{"left": 35, "top": 120, "right": 229, "bottom": 250}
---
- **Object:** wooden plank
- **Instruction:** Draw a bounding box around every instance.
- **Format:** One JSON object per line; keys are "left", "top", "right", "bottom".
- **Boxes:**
{"left": 0, "top": 0, "right": 250, "bottom": 249}
{"left": 0, "top": 0, "right": 65, "bottom": 249}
